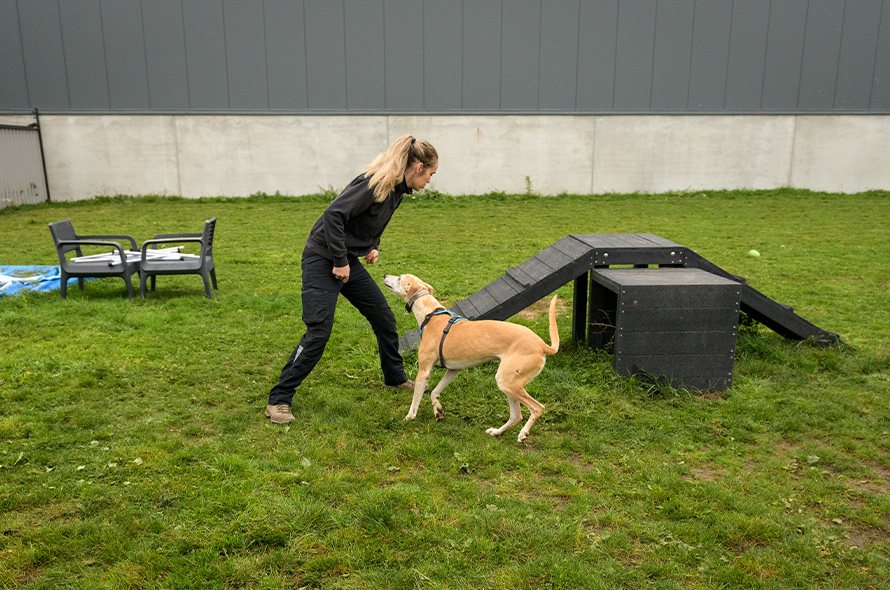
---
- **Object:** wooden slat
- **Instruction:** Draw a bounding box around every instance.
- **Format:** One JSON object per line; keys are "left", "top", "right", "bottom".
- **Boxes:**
{"left": 615, "top": 330, "right": 737, "bottom": 355}
{"left": 551, "top": 235, "right": 595, "bottom": 259}
{"left": 453, "top": 297, "right": 479, "bottom": 318}
{"left": 516, "top": 257, "right": 553, "bottom": 281}
{"left": 505, "top": 266, "right": 535, "bottom": 287}
{"left": 616, "top": 307, "right": 739, "bottom": 332}
{"left": 466, "top": 287, "right": 498, "bottom": 315}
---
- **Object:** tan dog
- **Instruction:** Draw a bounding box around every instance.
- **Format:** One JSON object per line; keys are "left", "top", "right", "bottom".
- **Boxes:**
{"left": 383, "top": 274, "right": 559, "bottom": 442}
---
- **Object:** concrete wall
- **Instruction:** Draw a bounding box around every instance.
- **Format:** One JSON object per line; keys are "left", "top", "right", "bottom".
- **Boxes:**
{"left": 4, "top": 114, "right": 889, "bottom": 200}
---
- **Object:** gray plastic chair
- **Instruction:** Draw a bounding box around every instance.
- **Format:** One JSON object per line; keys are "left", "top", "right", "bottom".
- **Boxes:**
{"left": 139, "top": 217, "right": 218, "bottom": 299}
{"left": 48, "top": 220, "right": 139, "bottom": 299}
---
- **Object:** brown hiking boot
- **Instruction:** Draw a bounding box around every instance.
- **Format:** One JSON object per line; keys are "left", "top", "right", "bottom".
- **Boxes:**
{"left": 265, "top": 404, "right": 295, "bottom": 424}
{"left": 385, "top": 380, "right": 415, "bottom": 391}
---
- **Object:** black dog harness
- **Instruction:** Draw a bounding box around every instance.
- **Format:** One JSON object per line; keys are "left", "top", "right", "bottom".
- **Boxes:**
{"left": 420, "top": 309, "right": 469, "bottom": 369}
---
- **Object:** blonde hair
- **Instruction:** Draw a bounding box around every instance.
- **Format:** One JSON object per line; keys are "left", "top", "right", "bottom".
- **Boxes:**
{"left": 363, "top": 135, "right": 438, "bottom": 202}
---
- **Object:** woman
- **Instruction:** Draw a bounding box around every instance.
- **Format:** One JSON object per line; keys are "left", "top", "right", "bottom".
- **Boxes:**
{"left": 266, "top": 135, "right": 438, "bottom": 424}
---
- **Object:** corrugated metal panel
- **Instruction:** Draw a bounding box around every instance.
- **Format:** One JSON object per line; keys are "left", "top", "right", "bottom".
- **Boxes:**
{"left": 304, "top": 0, "right": 347, "bottom": 109}
{"left": 384, "top": 0, "right": 424, "bottom": 111}
{"left": 59, "top": 0, "right": 110, "bottom": 110}
{"left": 1, "top": 0, "right": 889, "bottom": 114}
{"left": 501, "top": 0, "right": 541, "bottom": 110}
{"left": 182, "top": 0, "right": 228, "bottom": 109}
{"left": 424, "top": 0, "right": 463, "bottom": 111}
{"left": 225, "top": 1, "right": 269, "bottom": 110}
{"left": 16, "top": 0, "right": 69, "bottom": 111}
{"left": 463, "top": 0, "right": 501, "bottom": 110}
{"left": 0, "top": 1, "right": 29, "bottom": 109}
{"left": 652, "top": 0, "right": 694, "bottom": 111}
{"left": 0, "top": 124, "right": 47, "bottom": 209}
{"left": 798, "top": 0, "right": 845, "bottom": 111}
{"left": 344, "top": 0, "right": 386, "bottom": 110}
{"left": 101, "top": 0, "right": 151, "bottom": 110}
{"left": 725, "top": 0, "right": 770, "bottom": 111}
{"left": 142, "top": 0, "right": 190, "bottom": 110}
{"left": 762, "top": 0, "right": 808, "bottom": 111}
{"left": 265, "top": 0, "right": 308, "bottom": 110}
{"left": 614, "top": 1, "right": 656, "bottom": 111}
{"left": 576, "top": 0, "right": 618, "bottom": 111}
{"left": 834, "top": 0, "right": 883, "bottom": 110}
{"left": 539, "top": 0, "right": 580, "bottom": 111}
{"left": 688, "top": 0, "right": 732, "bottom": 110}
{"left": 873, "top": 1, "right": 890, "bottom": 109}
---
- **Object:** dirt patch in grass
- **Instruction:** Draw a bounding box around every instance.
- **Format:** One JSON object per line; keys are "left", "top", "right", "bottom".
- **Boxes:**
{"left": 515, "top": 297, "right": 569, "bottom": 321}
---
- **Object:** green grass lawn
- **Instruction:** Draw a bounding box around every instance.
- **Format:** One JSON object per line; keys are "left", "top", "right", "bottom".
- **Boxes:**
{"left": 1, "top": 189, "right": 889, "bottom": 589}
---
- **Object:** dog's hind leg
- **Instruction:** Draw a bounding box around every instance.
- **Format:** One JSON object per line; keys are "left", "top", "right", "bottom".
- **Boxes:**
{"left": 429, "top": 368, "right": 460, "bottom": 421}
{"left": 489, "top": 362, "right": 546, "bottom": 442}
{"left": 485, "top": 393, "right": 523, "bottom": 438}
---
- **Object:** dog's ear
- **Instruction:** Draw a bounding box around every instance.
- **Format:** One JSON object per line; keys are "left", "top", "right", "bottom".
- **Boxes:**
{"left": 425, "top": 282, "right": 435, "bottom": 296}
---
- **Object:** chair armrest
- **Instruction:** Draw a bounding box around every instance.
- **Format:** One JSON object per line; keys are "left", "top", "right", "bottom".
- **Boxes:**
{"left": 57, "top": 240, "right": 130, "bottom": 265}
{"left": 141, "top": 237, "right": 205, "bottom": 259}
{"left": 77, "top": 234, "right": 137, "bottom": 249}
{"left": 152, "top": 232, "right": 201, "bottom": 240}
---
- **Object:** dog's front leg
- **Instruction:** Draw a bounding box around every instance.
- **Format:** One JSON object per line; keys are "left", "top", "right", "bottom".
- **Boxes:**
{"left": 405, "top": 367, "right": 431, "bottom": 420}
{"left": 429, "top": 369, "right": 460, "bottom": 421}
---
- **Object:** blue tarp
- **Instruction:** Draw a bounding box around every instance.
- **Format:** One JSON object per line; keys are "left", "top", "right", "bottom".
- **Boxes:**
{"left": 0, "top": 265, "right": 88, "bottom": 297}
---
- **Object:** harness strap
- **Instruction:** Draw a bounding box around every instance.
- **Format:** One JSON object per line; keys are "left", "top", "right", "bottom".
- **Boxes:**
{"left": 418, "top": 309, "right": 469, "bottom": 368}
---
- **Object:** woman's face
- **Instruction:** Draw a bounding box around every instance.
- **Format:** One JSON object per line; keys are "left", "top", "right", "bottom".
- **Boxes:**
{"left": 405, "top": 160, "right": 438, "bottom": 191}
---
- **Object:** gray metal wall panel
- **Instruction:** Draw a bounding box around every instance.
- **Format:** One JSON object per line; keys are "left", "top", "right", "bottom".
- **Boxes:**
{"left": 100, "top": 0, "right": 150, "bottom": 110}
{"left": 304, "top": 0, "right": 346, "bottom": 109}
{"left": 688, "top": 0, "right": 732, "bottom": 110}
{"left": 344, "top": 0, "right": 386, "bottom": 110}
{"left": 463, "top": 0, "right": 502, "bottom": 110}
{"left": 873, "top": 0, "right": 890, "bottom": 109}
{"left": 264, "top": 0, "right": 308, "bottom": 110}
{"left": 224, "top": 1, "right": 269, "bottom": 110}
{"left": 182, "top": 0, "right": 228, "bottom": 109}
{"left": 59, "top": 0, "right": 110, "bottom": 110}
{"left": 424, "top": 0, "right": 463, "bottom": 110}
{"left": 383, "top": 0, "right": 423, "bottom": 111}
{"left": 724, "top": 0, "right": 770, "bottom": 111}
{"left": 614, "top": 2, "right": 656, "bottom": 111}
{"left": 835, "top": 0, "right": 883, "bottom": 110}
{"left": 540, "top": 0, "right": 580, "bottom": 110}
{"left": 17, "top": 0, "right": 69, "bottom": 110}
{"left": 142, "top": 0, "right": 190, "bottom": 110}
{"left": 0, "top": 1, "right": 29, "bottom": 110}
{"left": 3, "top": 0, "right": 889, "bottom": 114}
{"left": 762, "top": 0, "right": 808, "bottom": 111}
{"left": 651, "top": 0, "right": 694, "bottom": 111}
{"left": 502, "top": 0, "right": 541, "bottom": 110}
{"left": 576, "top": 0, "right": 618, "bottom": 110}
{"left": 798, "top": 0, "right": 845, "bottom": 111}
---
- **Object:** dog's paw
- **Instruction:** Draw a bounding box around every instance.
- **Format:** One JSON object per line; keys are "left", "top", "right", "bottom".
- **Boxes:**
{"left": 485, "top": 428, "right": 500, "bottom": 437}
{"left": 434, "top": 407, "right": 445, "bottom": 421}
{"left": 517, "top": 431, "right": 528, "bottom": 443}
{"left": 404, "top": 413, "right": 416, "bottom": 421}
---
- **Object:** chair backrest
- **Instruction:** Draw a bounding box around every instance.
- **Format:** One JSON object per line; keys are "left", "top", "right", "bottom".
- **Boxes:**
{"left": 48, "top": 220, "right": 80, "bottom": 259}
{"left": 202, "top": 217, "right": 216, "bottom": 257}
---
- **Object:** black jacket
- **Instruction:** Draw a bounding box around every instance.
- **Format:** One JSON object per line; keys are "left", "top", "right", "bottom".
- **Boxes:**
{"left": 304, "top": 173, "right": 412, "bottom": 267}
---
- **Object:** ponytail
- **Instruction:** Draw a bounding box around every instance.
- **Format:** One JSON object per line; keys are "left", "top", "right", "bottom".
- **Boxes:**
{"left": 364, "top": 135, "right": 438, "bottom": 202}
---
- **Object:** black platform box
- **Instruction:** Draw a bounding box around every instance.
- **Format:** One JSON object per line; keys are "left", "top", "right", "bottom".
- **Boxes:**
{"left": 588, "top": 268, "right": 742, "bottom": 392}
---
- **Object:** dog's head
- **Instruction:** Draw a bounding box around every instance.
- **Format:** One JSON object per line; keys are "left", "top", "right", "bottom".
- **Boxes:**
{"left": 383, "top": 274, "right": 435, "bottom": 303}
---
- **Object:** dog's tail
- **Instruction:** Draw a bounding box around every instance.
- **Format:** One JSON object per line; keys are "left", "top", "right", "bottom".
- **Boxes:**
{"left": 543, "top": 295, "right": 560, "bottom": 355}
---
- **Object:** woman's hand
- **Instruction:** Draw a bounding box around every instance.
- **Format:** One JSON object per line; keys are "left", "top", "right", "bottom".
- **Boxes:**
{"left": 364, "top": 250, "right": 379, "bottom": 265}
{"left": 333, "top": 265, "right": 350, "bottom": 283}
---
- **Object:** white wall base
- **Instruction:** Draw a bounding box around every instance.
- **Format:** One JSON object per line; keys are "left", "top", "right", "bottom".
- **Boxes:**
{"left": 3, "top": 114, "right": 888, "bottom": 201}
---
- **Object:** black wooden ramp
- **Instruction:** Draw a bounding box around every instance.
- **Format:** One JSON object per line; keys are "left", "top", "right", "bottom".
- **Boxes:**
{"left": 397, "top": 233, "right": 840, "bottom": 352}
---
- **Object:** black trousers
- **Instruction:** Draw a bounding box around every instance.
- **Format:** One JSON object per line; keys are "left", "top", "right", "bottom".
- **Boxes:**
{"left": 268, "top": 252, "right": 408, "bottom": 406}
